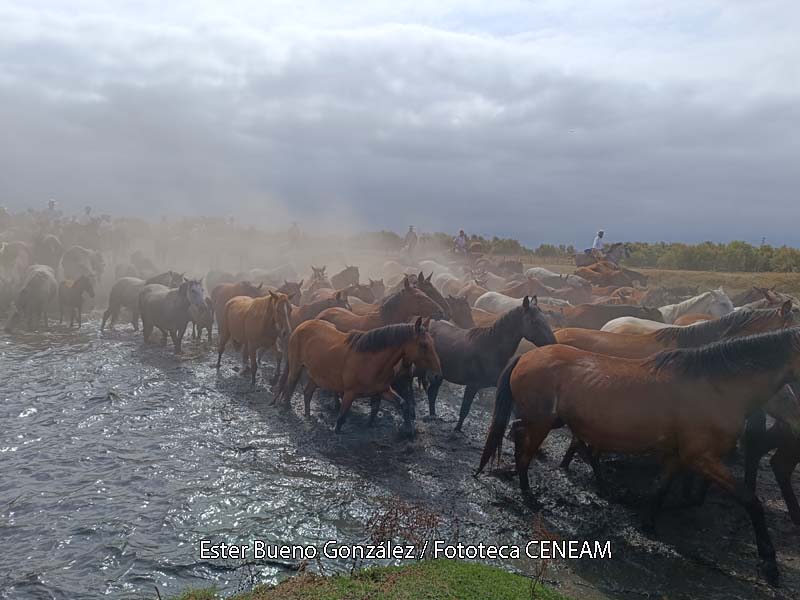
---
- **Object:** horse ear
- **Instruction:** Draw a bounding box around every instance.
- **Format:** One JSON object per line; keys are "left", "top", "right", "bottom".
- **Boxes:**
{"left": 427, "top": 272, "right": 433, "bottom": 283}
{"left": 298, "top": 279, "right": 304, "bottom": 287}
{"left": 404, "top": 277, "right": 411, "bottom": 290}
{"left": 423, "top": 317, "right": 431, "bottom": 329}
{"left": 257, "top": 282, "right": 264, "bottom": 290}
{"left": 781, "top": 300, "right": 792, "bottom": 317}
{"left": 417, "top": 271, "right": 424, "bottom": 281}
{"left": 532, "top": 295, "right": 538, "bottom": 306}
{"left": 269, "top": 290, "right": 276, "bottom": 299}
{"left": 414, "top": 316, "right": 423, "bottom": 332}
{"left": 335, "top": 291, "right": 342, "bottom": 300}
{"left": 523, "top": 295, "right": 530, "bottom": 309}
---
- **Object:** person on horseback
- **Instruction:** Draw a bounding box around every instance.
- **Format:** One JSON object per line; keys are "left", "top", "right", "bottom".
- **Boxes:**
{"left": 455, "top": 229, "right": 468, "bottom": 258}
{"left": 403, "top": 225, "right": 418, "bottom": 260}
{"left": 591, "top": 230, "right": 605, "bottom": 260}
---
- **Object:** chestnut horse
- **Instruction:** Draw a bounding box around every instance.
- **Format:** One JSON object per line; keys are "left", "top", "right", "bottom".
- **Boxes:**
{"left": 555, "top": 304, "right": 793, "bottom": 358}
{"left": 317, "top": 277, "right": 444, "bottom": 333}
{"left": 479, "top": 329, "right": 800, "bottom": 585}
{"left": 276, "top": 317, "right": 441, "bottom": 433}
{"left": 215, "top": 291, "right": 293, "bottom": 386}
{"left": 211, "top": 281, "right": 264, "bottom": 330}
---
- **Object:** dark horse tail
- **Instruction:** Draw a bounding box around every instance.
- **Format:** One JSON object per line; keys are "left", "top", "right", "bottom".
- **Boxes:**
{"left": 477, "top": 355, "right": 520, "bottom": 475}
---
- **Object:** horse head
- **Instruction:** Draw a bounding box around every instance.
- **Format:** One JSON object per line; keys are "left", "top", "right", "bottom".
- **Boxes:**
{"left": 519, "top": 296, "right": 557, "bottom": 346}
{"left": 185, "top": 279, "right": 205, "bottom": 306}
{"left": 404, "top": 317, "right": 441, "bottom": 375}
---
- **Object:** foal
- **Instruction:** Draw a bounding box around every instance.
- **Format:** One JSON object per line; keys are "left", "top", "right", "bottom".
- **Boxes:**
{"left": 59, "top": 275, "right": 95, "bottom": 328}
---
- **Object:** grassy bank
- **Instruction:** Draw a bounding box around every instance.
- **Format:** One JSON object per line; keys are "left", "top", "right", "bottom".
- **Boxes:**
{"left": 172, "top": 560, "right": 570, "bottom": 600}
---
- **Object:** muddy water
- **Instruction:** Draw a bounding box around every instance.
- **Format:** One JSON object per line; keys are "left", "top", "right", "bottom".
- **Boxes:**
{"left": 1, "top": 317, "right": 799, "bottom": 599}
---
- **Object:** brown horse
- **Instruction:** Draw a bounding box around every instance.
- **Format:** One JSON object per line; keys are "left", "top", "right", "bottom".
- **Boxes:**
{"left": 277, "top": 317, "right": 441, "bottom": 433}
{"left": 555, "top": 304, "right": 793, "bottom": 358}
{"left": 317, "top": 278, "right": 444, "bottom": 333}
{"left": 479, "top": 329, "right": 800, "bottom": 585}
{"left": 330, "top": 265, "right": 359, "bottom": 289}
{"left": 276, "top": 280, "right": 303, "bottom": 305}
{"left": 563, "top": 303, "right": 663, "bottom": 329}
{"left": 215, "top": 291, "right": 293, "bottom": 386}
{"left": 310, "top": 283, "right": 375, "bottom": 304}
{"left": 211, "top": 281, "right": 264, "bottom": 330}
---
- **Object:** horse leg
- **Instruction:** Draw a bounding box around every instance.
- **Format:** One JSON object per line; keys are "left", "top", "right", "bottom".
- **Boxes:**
{"left": 303, "top": 380, "right": 317, "bottom": 417}
{"left": 454, "top": 385, "right": 480, "bottom": 432}
{"left": 641, "top": 456, "right": 680, "bottom": 533}
{"left": 279, "top": 365, "right": 303, "bottom": 406}
{"left": 368, "top": 396, "right": 381, "bottom": 426}
{"left": 215, "top": 331, "right": 229, "bottom": 369}
{"left": 743, "top": 409, "right": 771, "bottom": 493}
{"left": 249, "top": 345, "right": 258, "bottom": 387}
{"left": 270, "top": 348, "right": 283, "bottom": 386}
{"left": 59, "top": 302, "right": 63, "bottom": 324}
{"left": 131, "top": 308, "right": 139, "bottom": 331}
{"left": 560, "top": 434, "right": 581, "bottom": 470}
{"left": 382, "top": 387, "right": 415, "bottom": 437}
{"left": 334, "top": 391, "right": 357, "bottom": 433}
{"left": 514, "top": 419, "right": 554, "bottom": 494}
{"left": 168, "top": 329, "right": 179, "bottom": 353}
{"left": 425, "top": 374, "right": 443, "bottom": 418}
{"left": 769, "top": 423, "right": 800, "bottom": 526}
{"left": 101, "top": 307, "right": 112, "bottom": 330}
{"left": 690, "top": 455, "right": 779, "bottom": 585}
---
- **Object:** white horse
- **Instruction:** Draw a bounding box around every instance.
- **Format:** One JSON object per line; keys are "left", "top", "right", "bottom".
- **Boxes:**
{"left": 602, "top": 316, "right": 674, "bottom": 334}
{"left": 432, "top": 272, "right": 463, "bottom": 296}
{"left": 524, "top": 267, "right": 589, "bottom": 290}
{"left": 474, "top": 291, "right": 570, "bottom": 314}
{"left": 418, "top": 260, "right": 452, "bottom": 276}
{"left": 658, "top": 287, "right": 734, "bottom": 324}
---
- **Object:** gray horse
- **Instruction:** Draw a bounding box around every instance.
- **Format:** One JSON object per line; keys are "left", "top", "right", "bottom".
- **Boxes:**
{"left": 139, "top": 279, "right": 205, "bottom": 353}
{"left": 61, "top": 245, "right": 105, "bottom": 281}
{"left": 4, "top": 265, "right": 58, "bottom": 332}
{"left": 102, "top": 271, "right": 185, "bottom": 331}
{"left": 422, "top": 296, "right": 556, "bottom": 431}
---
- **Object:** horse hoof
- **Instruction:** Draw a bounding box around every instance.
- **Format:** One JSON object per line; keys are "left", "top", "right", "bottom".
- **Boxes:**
{"left": 758, "top": 560, "right": 780, "bottom": 587}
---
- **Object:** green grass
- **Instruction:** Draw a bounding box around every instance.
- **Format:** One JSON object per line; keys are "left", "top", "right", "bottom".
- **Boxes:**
{"left": 171, "top": 560, "right": 570, "bottom": 600}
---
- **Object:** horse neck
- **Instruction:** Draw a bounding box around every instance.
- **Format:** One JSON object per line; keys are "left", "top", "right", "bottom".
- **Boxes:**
{"left": 709, "top": 364, "right": 793, "bottom": 417}
{"left": 476, "top": 309, "right": 523, "bottom": 355}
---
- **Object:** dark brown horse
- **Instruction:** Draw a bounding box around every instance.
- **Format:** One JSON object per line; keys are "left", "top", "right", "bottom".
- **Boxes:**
{"left": 58, "top": 275, "right": 95, "bottom": 328}
{"left": 277, "top": 318, "right": 441, "bottom": 434}
{"left": 479, "top": 329, "right": 800, "bottom": 585}
{"left": 330, "top": 265, "right": 359, "bottom": 289}
{"left": 422, "top": 296, "right": 556, "bottom": 431}
{"left": 317, "top": 278, "right": 444, "bottom": 333}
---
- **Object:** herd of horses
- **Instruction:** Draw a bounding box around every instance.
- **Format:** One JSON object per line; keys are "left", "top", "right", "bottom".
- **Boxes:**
{"left": 5, "top": 245, "right": 800, "bottom": 586}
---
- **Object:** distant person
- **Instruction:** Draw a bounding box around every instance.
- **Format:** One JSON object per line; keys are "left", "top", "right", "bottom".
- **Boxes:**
{"left": 591, "top": 230, "right": 605, "bottom": 259}
{"left": 454, "top": 229, "right": 468, "bottom": 258}
{"left": 403, "top": 225, "right": 418, "bottom": 259}
{"left": 288, "top": 221, "right": 301, "bottom": 248}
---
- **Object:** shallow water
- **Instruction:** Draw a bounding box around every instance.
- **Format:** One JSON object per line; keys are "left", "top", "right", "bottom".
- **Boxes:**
{"left": 1, "top": 317, "right": 799, "bottom": 599}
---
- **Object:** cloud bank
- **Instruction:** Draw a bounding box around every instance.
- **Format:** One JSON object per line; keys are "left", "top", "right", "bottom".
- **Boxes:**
{"left": 1, "top": 1, "right": 799, "bottom": 246}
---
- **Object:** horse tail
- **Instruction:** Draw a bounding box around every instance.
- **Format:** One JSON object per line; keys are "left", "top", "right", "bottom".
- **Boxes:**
{"left": 477, "top": 355, "right": 520, "bottom": 474}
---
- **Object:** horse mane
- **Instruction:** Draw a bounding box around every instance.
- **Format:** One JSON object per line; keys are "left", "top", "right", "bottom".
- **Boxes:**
{"left": 646, "top": 328, "right": 800, "bottom": 377}
{"left": 467, "top": 305, "right": 522, "bottom": 342}
{"left": 654, "top": 308, "right": 780, "bottom": 348}
{"left": 346, "top": 323, "right": 416, "bottom": 353}
{"left": 379, "top": 288, "right": 413, "bottom": 318}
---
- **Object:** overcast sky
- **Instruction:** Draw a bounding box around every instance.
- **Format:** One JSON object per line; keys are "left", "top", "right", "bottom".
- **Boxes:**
{"left": 1, "top": 1, "right": 799, "bottom": 247}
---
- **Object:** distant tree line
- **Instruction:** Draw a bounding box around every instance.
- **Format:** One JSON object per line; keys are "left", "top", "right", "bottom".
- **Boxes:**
{"left": 624, "top": 241, "right": 800, "bottom": 272}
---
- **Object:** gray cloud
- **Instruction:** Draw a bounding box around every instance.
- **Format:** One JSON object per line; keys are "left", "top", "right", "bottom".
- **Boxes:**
{"left": 1, "top": 2, "right": 799, "bottom": 247}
